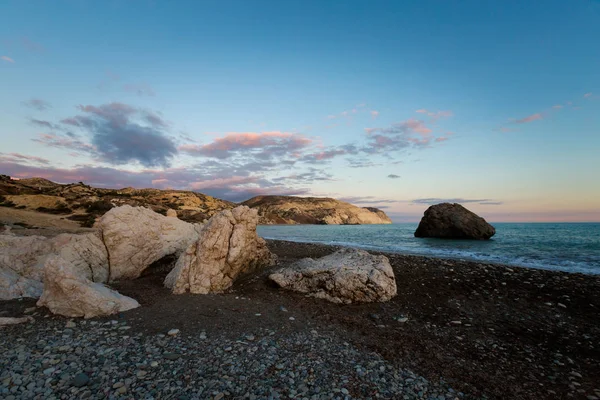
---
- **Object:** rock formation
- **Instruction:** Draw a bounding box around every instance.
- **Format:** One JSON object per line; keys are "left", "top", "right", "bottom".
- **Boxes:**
{"left": 269, "top": 248, "right": 397, "bottom": 304}
{"left": 414, "top": 203, "right": 496, "bottom": 240}
{"left": 0, "top": 233, "right": 55, "bottom": 300}
{"left": 0, "top": 231, "right": 110, "bottom": 300}
{"left": 242, "top": 196, "right": 393, "bottom": 225}
{"left": 37, "top": 255, "right": 139, "bottom": 319}
{"left": 165, "top": 206, "right": 276, "bottom": 294}
{"left": 96, "top": 205, "right": 203, "bottom": 280}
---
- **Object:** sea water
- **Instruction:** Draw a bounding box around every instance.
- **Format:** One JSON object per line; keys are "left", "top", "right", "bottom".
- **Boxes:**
{"left": 258, "top": 223, "right": 600, "bottom": 275}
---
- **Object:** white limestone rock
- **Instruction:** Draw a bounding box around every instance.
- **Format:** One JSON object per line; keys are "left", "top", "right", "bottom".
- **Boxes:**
{"left": 269, "top": 248, "right": 397, "bottom": 304}
{"left": 0, "top": 232, "right": 109, "bottom": 300}
{"left": 165, "top": 206, "right": 275, "bottom": 294}
{"left": 37, "top": 255, "right": 139, "bottom": 319}
{"left": 96, "top": 205, "right": 202, "bottom": 280}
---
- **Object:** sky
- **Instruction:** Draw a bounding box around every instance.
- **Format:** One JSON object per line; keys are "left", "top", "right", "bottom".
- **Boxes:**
{"left": 1, "top": 0, "right": 599, "bottom": 222}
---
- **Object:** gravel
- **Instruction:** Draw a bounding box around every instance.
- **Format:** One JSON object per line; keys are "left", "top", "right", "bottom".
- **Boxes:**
{"left": 0, "top": 318, "right": 468, "bottom": 399}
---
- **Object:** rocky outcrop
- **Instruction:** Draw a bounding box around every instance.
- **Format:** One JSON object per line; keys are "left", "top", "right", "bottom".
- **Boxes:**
{"left": 165, "top": 206, "right": 275, "bottom": 294}
{"left": 414, "top": 203, "right": 496, "bottom": 240}
{"left": 37, "top": 255, "right": 139, "bottom": 318}
{"left": 269, "top": 248, "right": 397, "bottom": 304}
{"left": 0, "top": 232, "right": 109, "bottom": 300}
{"left": 242, "top": 196, "right": 393, "bottom": 225}
{"left": 96, "top": 205, "right": 203, "bottom": 280}
{"left": 0, "top": 233, "right": 51, "bottom": 299}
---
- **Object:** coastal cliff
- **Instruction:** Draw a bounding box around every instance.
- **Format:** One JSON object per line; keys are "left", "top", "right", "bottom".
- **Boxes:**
{"left": 0, "top": 176, "right": 392, "bottom": 226}
{"left": 242, "top": 195, "right": 393, "bottom": 225}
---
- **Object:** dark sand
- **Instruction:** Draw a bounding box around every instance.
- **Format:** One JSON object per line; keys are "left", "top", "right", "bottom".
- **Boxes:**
{"left": 2, "top": 239, "right": 599, "bottom": 399}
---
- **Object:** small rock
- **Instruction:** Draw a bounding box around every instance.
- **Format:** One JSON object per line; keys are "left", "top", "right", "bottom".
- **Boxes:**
{"left": 450, "top": 320, "right": 462, "bottom": 325}
{"left": 150, "top": 361, "right": 159, "bottom": 367}
{"left": 163, "top": 353, "right": 180, "bottom": 361}
{"left": 65, "top": 321, "right": 76, "bottom": 328}
{"left": 113, "top": 382, "right": 125, "bottom": 389}
{"left": 558, "top": 303, "right": 567, "bottom": 308}
{"left": 289, "top": 317, "right": 295, "bottom": 321}
{"left": 167, "top": 329, "right": 180, "bottom": 336}
{"left": 71, "top": 373, "right": 89, "bottom": 387}
{"left": 397, "top": 317, "right": 409, "bottom": 323}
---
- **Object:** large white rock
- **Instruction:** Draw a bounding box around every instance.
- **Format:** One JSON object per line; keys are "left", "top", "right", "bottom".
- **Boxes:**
{"left": 37, "top": 255, "right": 139, "bottom": 319}
{"left": 165, "top": 206, "right": 275, "bottom": 294}
{"left": 0, "top": 234, "right": 54, "bottom": 300}
{"left": 269, "top": 248, "right": 397, "bottom": 304}
{"left": 96, "top": 205, "right": 202, "bottom": 280}
{"left": 0, "top": 232, "right": 109, "bottom": 300}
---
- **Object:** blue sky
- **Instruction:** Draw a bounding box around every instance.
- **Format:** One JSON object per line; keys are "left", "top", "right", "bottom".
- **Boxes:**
{"left": 1, "top": 0, "right": 599, "bottom": 222}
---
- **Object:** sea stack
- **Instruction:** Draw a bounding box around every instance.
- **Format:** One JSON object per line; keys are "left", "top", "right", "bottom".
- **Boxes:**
{"left": 414, "top": 203, "right": 496, "bottom": 240}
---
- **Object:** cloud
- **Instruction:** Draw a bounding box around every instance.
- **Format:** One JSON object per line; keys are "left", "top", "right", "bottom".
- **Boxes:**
{"left": 22, "top": 98, "right": 52, "bottom": 111}
{"left": 515, "top": 113, "right": 543, "bottom": 124}
{"left": 552, "top": 105, "right": 563, "bottom": 109}
{"left": 370, "top": 110, "right": 379, "bottom": 119}
{"left": 338, "top": 196, "right": 399, "bottom": 205}
{"left": 584, "top": 93, "right": 592, "bottom": 98}
{"left": 0, "top": 152, "right": 49, "bottom": 165}
{"left": 1, "top": 56, "right": 15, "bottom": 63}
{"left": 123, "top": 83, "right": 155, "bottom": 97}
{"left": 61, "top": 102, "right": 177, "bottom": 167}
{"left": 32, "top": 133, "right": 96, "bottom": 155}
{"left": 387, "top": 174, "right": 400, "bottom": 179}
{"left": 346, "top": 158, "right": 381, "bottom": 168}
{"left": 300, "top": 145, "right": 358, "bottom": 163}
{"left": 0, "top": 160, "right": 313, "bottom": 203}
{"left": 411, "top": 198, "right": 502, "bottom": 205}
{"left": 179, "top": 131, "right": 312, "bottom": 160}
{"left": 363, "top": 118, "right": 451, "bottom": 153}
{"left": 28, "top": 118, "right": 59, "bottom": 130}
{"left": 415, "top": 109, "right": 453, "bottom": 121}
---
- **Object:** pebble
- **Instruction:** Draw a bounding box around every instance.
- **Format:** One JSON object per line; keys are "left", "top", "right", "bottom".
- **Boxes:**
{"left": 71, "top": 373, "right": 89, "bottom": 387}
{"left": 167, "top": 329, "right": 180, "bottom": 336}
{"left": 65, "top": 321, "right": 76, "bottom": 328}
{"left": 0, "top": 316, "right": 469, "bottom": 400}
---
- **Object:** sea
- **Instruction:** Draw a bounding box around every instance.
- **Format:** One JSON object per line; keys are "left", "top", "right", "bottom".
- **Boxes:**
{"left": 258, "top": 223, "right": 600, "bottom": 275}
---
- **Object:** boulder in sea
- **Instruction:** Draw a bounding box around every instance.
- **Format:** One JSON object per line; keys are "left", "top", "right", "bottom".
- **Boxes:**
{"left": 164, "top": 206, "right": 276, "bottom": 294}
{"left": 414, "top": 203, "right": 495, "bottom": 240}
{"left": 96, "top": 205, "right": 203, "bottom": 281}
{"left": 268, "top": 248, "right": 397, "bottom": 304}
{"left": 37, "top": 255, "right": 139, "bottom": 318}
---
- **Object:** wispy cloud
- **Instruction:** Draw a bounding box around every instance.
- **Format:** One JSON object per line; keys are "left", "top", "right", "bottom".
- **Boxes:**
{"left": 370, "top": 110, "right": 380, "bottom": 119}
{"left": 387, "top": 174, "right": 400, "bottom": 179}
{"left": 28, "top": 118, "right": 59, "bottom": 130}
{"left": 123, "top": 83, "right": 155, "bottom": 97}
{"left": 1, "top": 56, "right": 15, "bottom": 63}
{"left": 415, "top": 109, "right": 453, "bottom": 121}
{"left": 584, "top": 92, "right": 593, "bottom": 98}
{"left": 22, "top": 98, "right": 52, "bottom": 111}
{"left": 515, "top": 113, "right": 543, "bottom": 124}
{"left": 179, "top": 131, "right": 312, "bottom": 160}
{"left": 338, "top": 195, "right": 399, "bottom": 205}
{"left": 0, "top": 152, "right": 49, "bottom": 165}
{"left": 411, "top": 198, "right": 502, "bottom": 205}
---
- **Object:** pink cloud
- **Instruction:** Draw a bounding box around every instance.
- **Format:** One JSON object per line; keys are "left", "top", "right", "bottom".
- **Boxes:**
{"left": 1, "top": 56, "right": 15, "bottom": 63}
{"left": 553, "top": 105, "right": 563, "bottom": 109}
{"left": 584, "top": 93, "right": 592, "bottom": 98}
{"left": 189, "top": 176, "right": 258, "bottom": 190}
{"left": 370, "top": 110, "right": 380, "bottom": 119}
{"left": 435, "top": 137, "right": 449, "bottom": 142}
{"left": 415, "top": 109, "right": 453, "bottom": 120}
{"left": 415, "top": 109, "right": 427, "bottom": 113}
{"left": 0, "top": 152, "right": 50, "bottom": 165}
{"left": 179, "top": 131, "right": 313, "bottom": 159}
{"left": 515, "top": 113, "right": 543, "bottom": 124}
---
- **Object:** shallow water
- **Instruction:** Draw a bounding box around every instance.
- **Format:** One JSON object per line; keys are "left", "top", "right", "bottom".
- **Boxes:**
{"left": 258, "top": 223, "right": 600, "bottom": 275}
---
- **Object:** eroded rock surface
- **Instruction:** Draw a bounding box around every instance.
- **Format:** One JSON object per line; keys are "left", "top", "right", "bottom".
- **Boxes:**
{"left": 37, "top": 255, "right": 139, "bottom": 318}
{"left": 96, "top": 205, "right": 202, "bottom": 280}
{"left": 0, "top": 232, "right": 109, "bottom": 300}
{"left": 414, "top": 203, "right": 496, "bottom": 240}
{"left": 269, "top": 248, "right": 397, "bottom": 304}
{"left": 165, "top": 206, "right": 275, "bottom": 294}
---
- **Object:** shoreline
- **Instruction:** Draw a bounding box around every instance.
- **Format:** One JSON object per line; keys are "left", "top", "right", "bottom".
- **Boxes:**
{"left": 260, "top": 236, "right": 600, "bottom": 276}
{"left": 1, "top": 239, "right": 599, "bottom": 399}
